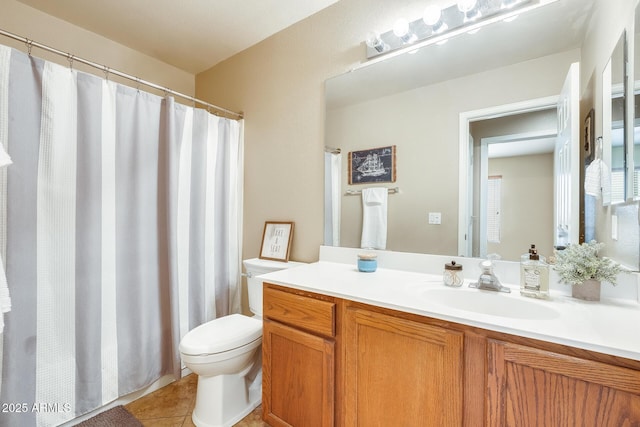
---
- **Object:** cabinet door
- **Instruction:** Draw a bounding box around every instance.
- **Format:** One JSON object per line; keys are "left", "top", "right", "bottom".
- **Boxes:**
{"left": 487, "top": 340, "right": 640, "bottom": 426}
{"left": 344, "top": 307, "right": 464, "bottom": 426}
{"left": 263, "top": 319, "right": 334, "bottom": 427}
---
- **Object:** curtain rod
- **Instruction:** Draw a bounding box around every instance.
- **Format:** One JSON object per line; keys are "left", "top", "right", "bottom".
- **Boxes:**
{"left": 0, "top": 28, "right": 244, "bottom": 120}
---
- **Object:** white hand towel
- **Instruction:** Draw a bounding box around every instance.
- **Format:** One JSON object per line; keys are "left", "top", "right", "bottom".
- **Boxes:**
{"left": 0, "top": 144, "right": 11, "bottom": 169}
{"left": 584, "top": 158, "right": 610, "bottom": 200}
{"left": 361, "top": 187, "right": 388, "bottom": 250}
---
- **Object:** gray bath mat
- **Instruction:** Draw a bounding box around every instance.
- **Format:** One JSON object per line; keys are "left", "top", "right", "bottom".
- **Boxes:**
{"left": 76, "top": 405, "right": 142, "bottom": 427}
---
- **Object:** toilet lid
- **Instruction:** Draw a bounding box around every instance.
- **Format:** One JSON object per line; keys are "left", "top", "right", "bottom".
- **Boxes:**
{"left": 179, "top": 314, "right": 262, "bottom": 356}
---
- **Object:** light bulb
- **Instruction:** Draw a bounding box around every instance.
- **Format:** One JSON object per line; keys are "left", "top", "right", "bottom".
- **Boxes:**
{"left": 365, "top": 31, "right": 389, "bottom": 53}
{"left": 393, "top": 19, "right": 410, "bottom": 38}
{"left": 365, "top": 31, "right": 380, "bottom": 47}
{"left": 393, "top": 18, "right": 417, "bottom": 44}
{"left": 457, "top": 0, "right": 477, "bottom": 13}
{"left": 458, "top": 0, "right": 481, "bottom": 22}
{"left": 423, "top": 5, "right": 448, "bottom": 34}
{"left": 423, "top": 5, "right": 442, "bottom": 26}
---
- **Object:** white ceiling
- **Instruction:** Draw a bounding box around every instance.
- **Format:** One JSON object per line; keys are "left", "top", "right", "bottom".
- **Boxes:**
{"left": 488, "top": 137, "right": 556, "bottom": 158}
{"left": 15, "top": 0, "right": 339, "bottom": 74}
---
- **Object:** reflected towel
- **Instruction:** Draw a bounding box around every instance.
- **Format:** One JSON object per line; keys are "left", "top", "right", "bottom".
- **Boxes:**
{"left": 584, "top": 158, "right": 611, "bottom": 200}
{"left": 361, "top": 187, "right": 388, "bottom": 250}
{"left": 0, "top": 143, "right": 11, "bottom": 169}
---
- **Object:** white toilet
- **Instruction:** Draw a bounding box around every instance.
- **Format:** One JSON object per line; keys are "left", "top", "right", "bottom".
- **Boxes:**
{"left": 179, "top": 258, "right": 303, "bottom": 427}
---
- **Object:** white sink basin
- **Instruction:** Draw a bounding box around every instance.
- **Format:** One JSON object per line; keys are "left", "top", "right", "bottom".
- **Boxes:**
{"left": 422, "top": 288, "right": 560, "bottom": 320}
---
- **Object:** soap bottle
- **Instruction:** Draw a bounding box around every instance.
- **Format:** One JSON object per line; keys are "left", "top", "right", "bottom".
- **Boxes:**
{"left": 520, "top": 249, "right": 549, "bottom": 299}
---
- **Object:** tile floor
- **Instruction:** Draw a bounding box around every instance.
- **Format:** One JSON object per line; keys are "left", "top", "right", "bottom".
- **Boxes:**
{"left": 124, "top": 374, "right": 270, "bottom": 427}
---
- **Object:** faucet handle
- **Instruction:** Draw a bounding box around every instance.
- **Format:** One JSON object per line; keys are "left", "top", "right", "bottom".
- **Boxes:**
{"left": 469, "top": 259, "right": 511, "bottom": 293}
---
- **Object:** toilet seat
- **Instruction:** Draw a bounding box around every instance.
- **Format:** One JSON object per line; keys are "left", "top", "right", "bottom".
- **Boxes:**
{"left": 179, "top": 313, "right": 262, "bottom": 356}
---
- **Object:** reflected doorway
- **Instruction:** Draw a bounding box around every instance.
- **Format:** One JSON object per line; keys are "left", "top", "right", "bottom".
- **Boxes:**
{"left": 470, "top": 110, "right": 557, "bottom": 261}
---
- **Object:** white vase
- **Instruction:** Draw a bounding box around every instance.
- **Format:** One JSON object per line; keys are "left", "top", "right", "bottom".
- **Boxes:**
{"left": 571, "top": 279, "right": 601, "bottom": 301}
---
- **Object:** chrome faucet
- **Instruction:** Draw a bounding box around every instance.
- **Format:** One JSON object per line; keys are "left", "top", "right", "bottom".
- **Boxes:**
{"left": 469, "top": 260, "right": 511, "bottom": 293}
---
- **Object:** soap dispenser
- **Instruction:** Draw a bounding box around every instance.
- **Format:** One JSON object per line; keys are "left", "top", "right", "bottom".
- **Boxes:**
{"left": 521, "top": 244, "right": 546, "bottom": 263}
{"left": 521, "top": 244, "right": 536, "bottom": 263}
{"left": 520, "top": 248, "right": 549, "bottom": 299}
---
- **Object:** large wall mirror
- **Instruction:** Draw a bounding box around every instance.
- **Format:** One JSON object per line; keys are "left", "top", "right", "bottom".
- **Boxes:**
{"left": 324, "top": 0, "right": 594, "bottom": 262}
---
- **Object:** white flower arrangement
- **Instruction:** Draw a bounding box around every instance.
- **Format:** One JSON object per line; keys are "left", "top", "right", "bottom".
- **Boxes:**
{"left": 553, "top": 240, "right": 624, "bottom": 286}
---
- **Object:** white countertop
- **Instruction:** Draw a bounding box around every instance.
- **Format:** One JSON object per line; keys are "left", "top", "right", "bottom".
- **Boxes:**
{"left": 259, "top": 261, "right": 640, "bottom": 362}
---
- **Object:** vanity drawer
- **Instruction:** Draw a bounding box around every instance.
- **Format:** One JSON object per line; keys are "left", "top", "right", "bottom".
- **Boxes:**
{"left": 263, "top": 285, "right": 335, "bottom": 337}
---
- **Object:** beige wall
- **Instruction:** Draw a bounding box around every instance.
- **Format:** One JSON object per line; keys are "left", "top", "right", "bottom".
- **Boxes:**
{"left": 1, "top": 0, "right": 194, "bottom": 96}
{"left": 487, "top": 153, "right": 554, "bottom": 261}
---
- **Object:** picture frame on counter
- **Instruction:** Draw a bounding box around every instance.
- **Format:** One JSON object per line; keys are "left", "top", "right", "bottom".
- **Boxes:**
{"left": 259, "top": 221, "right": 294, "bottom": 262}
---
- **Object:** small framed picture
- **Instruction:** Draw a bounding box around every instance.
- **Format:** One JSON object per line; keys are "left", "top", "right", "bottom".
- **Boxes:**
{"left": 259, "top": 221, "right": 294, "bottom": 262}
{"left": 348, "top": 145, "right": 396, "bottom": 184}
{"left": 584, "top": 108, "right": 595, "bottom": 158}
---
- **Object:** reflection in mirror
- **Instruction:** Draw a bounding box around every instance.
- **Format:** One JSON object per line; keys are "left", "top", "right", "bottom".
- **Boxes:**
{"left": 602, "top": 31, "right": 627, "bottom": 205}
{"left": 324, "top": 0, "right": 594, "bottom": 261}
{"left": 469, "top": 109, "right": 556, "bottom": 261}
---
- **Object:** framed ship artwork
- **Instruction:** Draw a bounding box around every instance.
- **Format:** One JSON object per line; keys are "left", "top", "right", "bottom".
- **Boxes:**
{"left": 348, "top": 145, "right": 396, "bottom": 184}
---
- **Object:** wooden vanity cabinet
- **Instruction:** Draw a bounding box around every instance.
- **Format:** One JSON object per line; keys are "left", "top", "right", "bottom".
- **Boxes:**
{"left": 263, "top": 283, "right": 640, "bottom": 427}
{"left": 343, "top": 303, "right": 464, "bottom": 426}
{"left": 486, "top": 339, "right": 640, "bottom": 426}
{"left": 262, "top": 284, "right": 337, "bottom": 427}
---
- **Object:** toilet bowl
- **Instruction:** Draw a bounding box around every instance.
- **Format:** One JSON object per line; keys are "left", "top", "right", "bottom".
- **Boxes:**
{"left": 179, "top": 258, "right": 304, "bottom": 427}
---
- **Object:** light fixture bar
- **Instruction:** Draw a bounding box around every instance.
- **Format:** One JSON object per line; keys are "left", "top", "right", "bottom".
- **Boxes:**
{"left": 364, "top": 0, "right": 556, "bottom": 61}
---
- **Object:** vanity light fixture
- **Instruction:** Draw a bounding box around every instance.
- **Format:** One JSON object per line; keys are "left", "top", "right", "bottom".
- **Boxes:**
{"left": 363, "top": 0, "right": 559, "bottom": 62}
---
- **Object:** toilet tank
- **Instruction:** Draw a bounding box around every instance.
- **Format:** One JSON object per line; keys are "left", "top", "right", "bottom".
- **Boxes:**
{"left": 243, "top": 258, "right": 304, "bottom": 317}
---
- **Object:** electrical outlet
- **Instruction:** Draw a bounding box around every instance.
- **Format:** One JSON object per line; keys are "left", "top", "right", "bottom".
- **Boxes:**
{"left": 428, "top": 212, "right": 441, "bottom": 225}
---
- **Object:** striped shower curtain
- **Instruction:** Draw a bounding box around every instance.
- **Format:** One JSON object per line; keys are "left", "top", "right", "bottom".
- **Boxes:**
{"left": 0, "top": 44, "right": 243, "bottom": 426}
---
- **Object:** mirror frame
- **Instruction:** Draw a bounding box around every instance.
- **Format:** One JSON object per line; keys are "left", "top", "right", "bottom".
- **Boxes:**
{"left": 601, "top": 29, "right": 629, "bottom": 206}
{"left": 632, "top": 2, "right": 640, "bottom": 200}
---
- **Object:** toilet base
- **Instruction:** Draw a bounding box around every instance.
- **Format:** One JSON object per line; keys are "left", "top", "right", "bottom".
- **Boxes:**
{"left": 191, "top": 370, "right": 262, "bottom": 427}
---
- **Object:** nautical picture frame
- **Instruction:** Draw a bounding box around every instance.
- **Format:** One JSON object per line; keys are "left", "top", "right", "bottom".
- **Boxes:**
{"left": 584, "top": 108, "right": 595, "bottom": 160}
{"left": 259, "top": 221, "right": 294, "bottom": 262}
{"left": 348, "top": 145, "right": 396, "bottom": 184}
